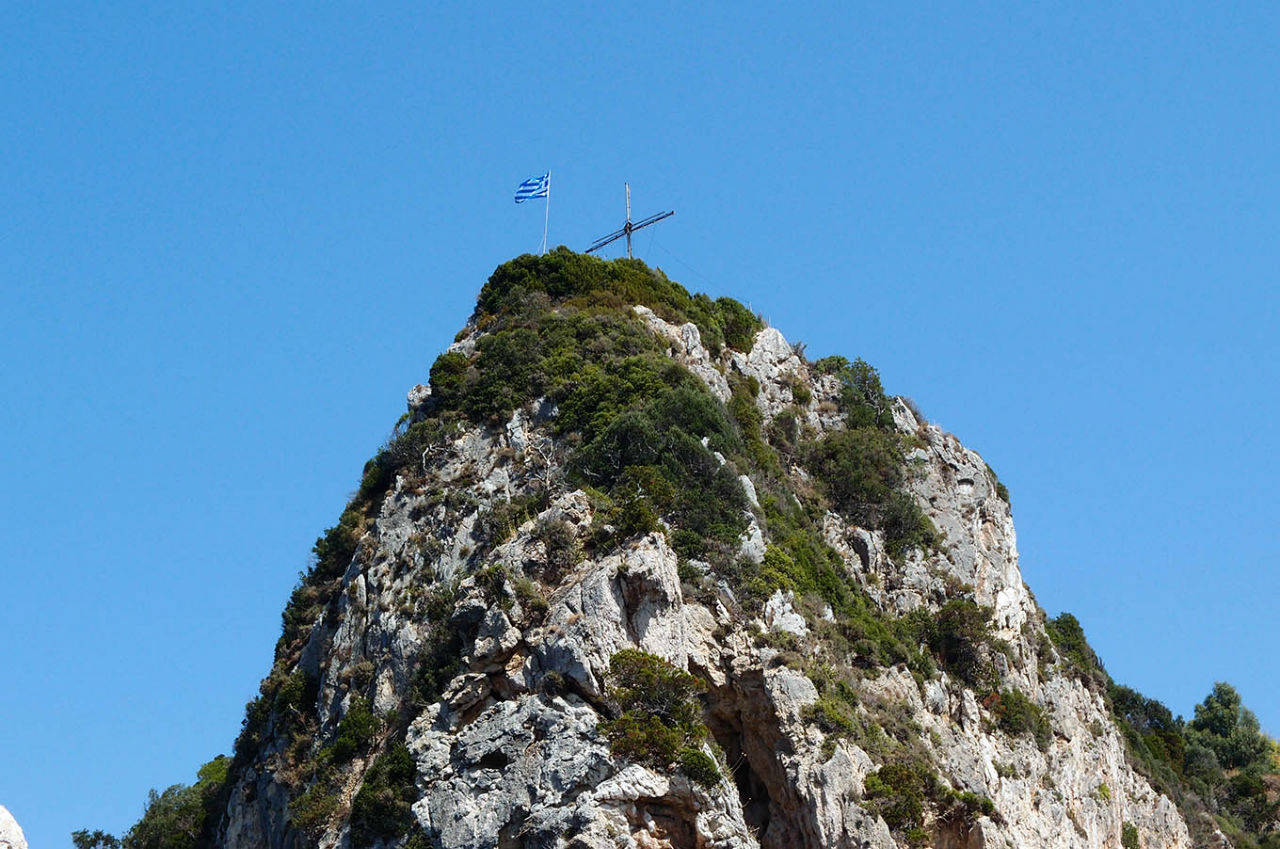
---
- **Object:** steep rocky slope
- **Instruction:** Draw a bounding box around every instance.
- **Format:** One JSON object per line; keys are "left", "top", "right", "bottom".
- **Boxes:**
{"left": 131, "top": 252, "right": 1230, "bottom": 849}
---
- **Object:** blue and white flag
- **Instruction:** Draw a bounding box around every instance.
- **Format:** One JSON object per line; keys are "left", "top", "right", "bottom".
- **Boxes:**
{"left": 514, "top": 173, "right": 549, "bottom": 203}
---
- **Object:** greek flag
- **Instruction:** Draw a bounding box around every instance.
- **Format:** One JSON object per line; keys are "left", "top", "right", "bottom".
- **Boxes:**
{"left": 514, "top": 173, "right": 549, "bottom": 203}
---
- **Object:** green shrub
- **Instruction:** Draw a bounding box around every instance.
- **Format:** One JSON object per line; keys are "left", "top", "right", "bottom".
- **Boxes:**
{"left": 1109, "top": 684, "right": 1185, "bottom": 783}
{"left": 464, "top": 327, "right": 550, "bottom": 422}
{"left": 601, "top": 711, "right": 685, "bottom": 766}
{"left": 474, "top": 250, "right": 758, "bottom": 356}
{"left": 331, "top": 697, "right": 379, "bottom": 764}
{"left": 951, "top": 790, "right": 996, "bottom": 822}
{"left": 442, "top": 293, "right": 670, "bottom": 427}
{"left": 1045, "top": 612, "right": 1108, "bottom": 690}
{"left": 472, "top": 564, "right": 511, "bottom": 607}
{"left": 805, "top": 427, "right": 903, "bottom": 520}
{"left": 473, "top": 495, "right": 542, "bottom": 551}
{"left": 797, "top": 357, "right": 940, "bottom": 558}
{"left": 924, "top": 600, "right": 997, "bottom": 688}
{"left": 988, "top": 689, "right": 1051, "bottom": 751}
{"left": 121, "top": 757, "right": 229, "bottom": 849}
{"left": 716, "top": 297, "right": 762, "bottom": 351}
{"left": 1122, "top": 821, "right": 1140, "bottom": 849}
{"left": 428, "top": 351, "right": 469, "bottom": 406}
{"left": 1222, "top": 770, "right": 1276, "bottom": 833}
{"left": 737, "top": 498, "right": 850, "bottom": 611}
{"left": 670, "top": 529, "right": 707, "bottom": 562}
{"left": 1183, "top": 742, "right": 1222, "bottom": 787}
{"left": 554, "top": 356, "right": 678, "bottom": 444}
{"left": 936, "top": 787, "right": 999, "bottom": 828}
{"left": 803, "top": 426, "right": 934, "bottom": 559}
{"left": 350, "top": 743, "right": 418, "bottom": 843}
{"left": 811, "top": 356, "right": 894, "bottom": 429}
{"left": 533, "top": 517, "right": 580, "bottom": 580}
{"left": 643, "top": 381, "right": 742, "bottom": 447}
{"left": 879, "top": 491, "right": 938, "bottom": 559}
{"left": 678, "top": 747, "right": 722, "bottom": 788}
{"left": 725, "top": 375, "right": 783, "bottom": 477}
{"left": 412, "top": 623, "right": 465, "bottom": 707}
{"left": 514, "top": 576, "right": 548, "bottom": 619}
{"left": 289, "top": 783, "right": 339, "bottom": 836}
{"left": 572, "top": 385, "right": 748, "bottom": 548}
{"left": 277, "top": 584, "right": 323, "bottom": 659}
{"left": 599, "top": 651, "right": 711, "bottom": 775}
{"left": 790, "top": 379, "right": 812, "bottom": 406}
{"left": 232, "top": 694, "right": 270, "bottom": 762}
{"left": 904, "top": 827, "right": 929, "bottom": 847}
{"left": 379, "top": 417, "right": 461, "bottom": 479}
{"left": 812, "top": 355, "right": 845, "bottom": 375}
{"left": 272, "top": 669, "right": 317, "bottom": 720}
{"left": 863, "top": 763, "right": 929, "bottom": 831}
{"left": 309, "top": 509, "right": 362, "bottom": 584}
{"left": 767, "top": 409, "right": 802, "bottom": 461}
{"left": 477, "top": 250, "right": 665, "bottom": 318}
{"left": 605, "top": 650, "right": 705, "bottom": 729}
{"left": 804, "top": 696, "right": 857, "bottom": 737}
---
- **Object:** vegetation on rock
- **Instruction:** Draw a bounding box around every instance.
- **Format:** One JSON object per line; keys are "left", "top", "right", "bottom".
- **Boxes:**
{"left": 95, "top": 757, "right": 229, "bottom": 849}
{"left": 350, "top": 743, "right": 418, "bottom": 843}
{"left": 802, "top": 356, "right": 936, "bottom": 558}
{"left": 599, "top": 650, "right": 720, "bottom": 788}
{"left": 1047, "top": 615, "right": 1280, "bottom": 848}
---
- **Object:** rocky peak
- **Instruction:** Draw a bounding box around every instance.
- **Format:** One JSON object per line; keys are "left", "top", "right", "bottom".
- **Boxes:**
{"left": 116, "top": 250, "right": 1261, "bottom": 849}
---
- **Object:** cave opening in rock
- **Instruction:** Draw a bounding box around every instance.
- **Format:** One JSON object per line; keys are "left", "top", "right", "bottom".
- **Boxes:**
{"left": 701, "top": 670, "right": 817, "bottom": 849}
{"left": 705, "top": 697, "right": 773, "bottom": 838}
{"left": 730, "top": 751, "right": 772, "bottom": 836}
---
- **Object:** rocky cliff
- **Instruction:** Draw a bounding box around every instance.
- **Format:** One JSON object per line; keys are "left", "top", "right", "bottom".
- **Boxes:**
{"left": 199, "top": 251, "right": 1202, "bottom": 849}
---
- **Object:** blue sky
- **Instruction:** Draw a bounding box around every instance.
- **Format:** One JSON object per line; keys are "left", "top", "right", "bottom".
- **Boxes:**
{"left": 3, "top": 3, "right": 1277, "bottom": 845}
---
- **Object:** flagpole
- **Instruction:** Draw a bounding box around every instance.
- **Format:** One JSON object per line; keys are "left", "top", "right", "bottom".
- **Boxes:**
{"left": 541, "top": 172, "right": 551, "bottom": 255}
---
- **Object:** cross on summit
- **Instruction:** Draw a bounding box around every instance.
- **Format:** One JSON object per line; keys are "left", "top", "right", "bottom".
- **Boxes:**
{"left": 585, "top": 183, "right": 674, "bottom": 259}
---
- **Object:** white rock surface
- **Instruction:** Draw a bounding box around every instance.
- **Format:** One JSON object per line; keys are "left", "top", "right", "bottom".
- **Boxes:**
{"left": 763, "top": 590, "right": 808, "bottom": 637}
{"left": 729, "top": 327, "right": 807, "bottom": 421}
{"left": 0, "top": 808, "right": 27, "bottom": 849}
{"left": 633, "top": 305, "right": 732, "bottom": 402}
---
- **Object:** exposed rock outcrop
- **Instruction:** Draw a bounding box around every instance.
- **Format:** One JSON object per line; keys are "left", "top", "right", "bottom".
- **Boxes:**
{"left": 0, "top": 807, "right": 27, "bottom": 849}
{"left": 212, "top": 259, "right": 1195, "bottom": 849}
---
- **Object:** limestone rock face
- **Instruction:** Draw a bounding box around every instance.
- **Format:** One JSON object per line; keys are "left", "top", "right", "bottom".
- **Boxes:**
{"left": 0, "top": 808, "right": 27, "bottom": 849}
{"left": 216, "top": 293, "right": 1195, "bottom": 849}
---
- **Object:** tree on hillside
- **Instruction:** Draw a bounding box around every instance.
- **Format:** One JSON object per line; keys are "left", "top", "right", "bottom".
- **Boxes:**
{"left": 1187, "top": 682, "right": 1271, "bottom": 771}
{"left": 72, "top": 830, "right": 121, "bottom": 849}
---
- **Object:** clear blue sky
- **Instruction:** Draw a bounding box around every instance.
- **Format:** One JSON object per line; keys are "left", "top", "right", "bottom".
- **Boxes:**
{"left": 3, "top": 3, "right": 1277, "bottom": 845}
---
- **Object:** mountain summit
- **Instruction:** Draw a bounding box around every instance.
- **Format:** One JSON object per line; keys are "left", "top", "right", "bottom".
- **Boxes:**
{"left": 109, "top": 250, "right": 1277, "bottom": 849}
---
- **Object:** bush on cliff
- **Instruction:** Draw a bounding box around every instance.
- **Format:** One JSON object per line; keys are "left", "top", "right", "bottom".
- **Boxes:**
{"left": 119, "top": 757, "right": 228, "bottom": 849}
{"left": 599, "top": 650, "right": 720, "bottom": 787}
